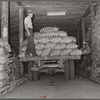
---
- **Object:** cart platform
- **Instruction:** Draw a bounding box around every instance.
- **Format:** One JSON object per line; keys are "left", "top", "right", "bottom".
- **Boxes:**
{"left": 20, "top": 55, "right": 81, "bottom": 81}
{"left": 20, "top": 55, "right": 81, "bottom": 62}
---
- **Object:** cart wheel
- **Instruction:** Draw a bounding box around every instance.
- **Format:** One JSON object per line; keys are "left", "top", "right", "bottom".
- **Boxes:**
{"left": 32, "top": 71, "right": 39, "bottom": 81}
{"left": 69, "top": 60, "right": 75, "bottom": 80}
{"left": 64, "top": 60, "right": 69, "bottom": 80}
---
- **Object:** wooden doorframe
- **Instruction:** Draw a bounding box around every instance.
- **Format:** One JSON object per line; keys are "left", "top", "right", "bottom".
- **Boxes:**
{"left": 1, "top": 1, "right": 10, "bottom": 42}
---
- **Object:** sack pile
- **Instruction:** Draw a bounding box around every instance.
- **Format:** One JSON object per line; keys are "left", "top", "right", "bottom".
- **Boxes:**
{"left": 0, "top": 39, "right": 11, "bottom": 88}
{"left": 19, "top": 27, "right": 82, "bottom": 57}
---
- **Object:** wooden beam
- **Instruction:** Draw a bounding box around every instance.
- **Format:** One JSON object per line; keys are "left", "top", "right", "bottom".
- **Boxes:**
{"left": 77, "top": 27, "right": 80, "bottom": 48}
{"left": 83, "top": 2, "right": 97, "bottom": 18}
{"left": 78, "top": 2, "right": 97, "bottom": 27}
{"left": 82, "top": 18, "right": 86, "bottom": 47}
{"left": 16, "top": 1, "right": 27, "bottom": 14}
{"left": 90, "top": 2, "right": 96, "bottom": 47}
{"left": 19, "top": 8, "right": 24, "bottom": 54}
{"left": 90, "top": 3, "right": 96, "bottom": 24}
{"left": 83, "top": 5, "right": 91, "bottom": 18}
{"left": 1, "top": 1, "right": 10, "bottom": 42}
{"left": 16, "top": 1, "right": 23, "bottom": 6}
{"left": 77, "top": 5, "right": 90, "bottom": 27}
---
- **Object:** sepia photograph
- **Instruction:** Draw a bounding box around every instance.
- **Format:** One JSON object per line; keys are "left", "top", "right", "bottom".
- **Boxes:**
{"left": 0, "top": 0, "right": 100, "bottom": 99}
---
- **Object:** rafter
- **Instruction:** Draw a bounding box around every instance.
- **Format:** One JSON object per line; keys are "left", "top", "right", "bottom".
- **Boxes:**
{"left": 78, "top": 2, "right": 97, "bottom": 27}
{"left": 16, "top": 1, "right": 23, "bottom": 6}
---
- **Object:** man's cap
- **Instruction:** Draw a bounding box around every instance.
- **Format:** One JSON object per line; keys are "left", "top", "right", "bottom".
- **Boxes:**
{"left": 27, "top": 9, "right": 34, "bottom": 14}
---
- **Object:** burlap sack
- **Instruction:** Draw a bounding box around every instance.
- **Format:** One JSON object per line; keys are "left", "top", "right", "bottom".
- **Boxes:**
{"left": 0, "top": 47, "right": 5, "bottom": 56}
{"left": 40, "top": 27, "right": 59, "bottom": 33}
{"left": 21, "top": 46, "right": 26, "bottom": 52}
{"left": 0, "top": 39, "right": 11, "bottom": 52}
{"left": 50, "top": 37, "right": 61, "bottom": 43}
{"left": 50, "top": 49, "right": 61, "bottom": 56}
{"left": 45, "top": 43, "right": 55, "bottom": 49}
{"left": 0, "top": 39, "right": 5, "bottom": 47}
{"left": 54, "top": 43, "right": 66, "bottom": 50}
{"left": 0, "top": 56, "right": 9, "bottom": 65}
{"left": 39, "top": 37, "right": 50, "bottom": 43}
{"left": 36, "top": 50, "right": 42, "bottom": 56}
{"left": 22, "top": 39, "right": 28, "bottom": 47}
{"left": 60, "top": 49, "right": 72, "bottom": 56}
{"left": 34, "top": 38, "right": 39, "bottom": 44}
{"left": 0, "top": 64, "right": 5, "bottom": 71}
{"left": 57, "top": 31, "right": 67, "bottom": 37}
{"left": 34, "top": 32, "right": 42, "bottom": 39}
{"left": 65, "top": 42, "right": 78, "bottom": 49}
{"left": 41, "top": 48, "right": 51, "bottom": 57}
{"left": 0, "top": 78, "right": 9, "bottom": 88}
{"left": 61, "top": 36, "right": 76, "bottom": 44}
{"left": 70, "top": 49, "right": 82, "bottom": 56}
{"left": 35, "top": 43, "right": 45, "bottom": 50}
{"left": 0, "top": 71, "right": 9, "bottom": 80}
{"left": 41, "top": 32, "right": 59, "bottom": 37}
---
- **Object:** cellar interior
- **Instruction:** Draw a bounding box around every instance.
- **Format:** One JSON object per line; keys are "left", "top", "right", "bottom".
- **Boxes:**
{"left": 0, "top": 0, "right": 100, "bottom": 98}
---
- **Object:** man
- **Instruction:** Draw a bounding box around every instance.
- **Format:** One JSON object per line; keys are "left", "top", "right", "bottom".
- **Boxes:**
{"left": 24, "top": 13, "right": 37, "bottom": 57}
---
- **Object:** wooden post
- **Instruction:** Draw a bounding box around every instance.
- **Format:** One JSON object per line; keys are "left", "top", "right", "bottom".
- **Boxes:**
{"left": 90, "top": 3, "right": 96, "bottom": 45}
{"left": 82, "top": 18, "right": 86, "bottom": 48}
{"left": 90, "top": 3, "right": 96, "bottom": 23}
{"left": 77, "top": 27, "right": 80, "bottom": 48}
{"left": 28, "top": 62, "right": 33, "bottom": 80}
{"left": 1, "top": 1, "right": 10, "bottom": 42}
{"left": 19, "top": 7, "right": 24, "bottom": 54}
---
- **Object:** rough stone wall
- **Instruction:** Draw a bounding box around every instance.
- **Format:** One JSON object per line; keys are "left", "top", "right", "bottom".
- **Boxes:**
{"left": 77, "top": 27, "right": 91, "bottom": 78}
{"left": 91, "top": 5, "right": 100, "bottom": 80}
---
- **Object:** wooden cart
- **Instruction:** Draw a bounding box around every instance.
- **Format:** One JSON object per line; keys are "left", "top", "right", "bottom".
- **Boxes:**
{"left": 20, "top": 55, "right": 81, "bottom": 81}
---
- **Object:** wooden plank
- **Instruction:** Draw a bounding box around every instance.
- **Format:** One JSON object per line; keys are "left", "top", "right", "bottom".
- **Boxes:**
{"left": 1, "top": 1, "right": 10, "bottom": 41}
{"left": 11, "top": 77, "right": 27, "bottom": 86}
{"left": 90, "top": 3, "right": 96, "bottom": 25}
{"left": 69, "top": 60, "right": 75, "bottom": 80}
{"left": 19, "top": 8, "right": 24, "bottom": 54}
{"left": 24, "top": 1, "right": 88, "bottom": 7}
{"left": 16, "top": 1, "right": 23, "bottom": 6}
{"left": 0, "top": 77, "right": 27, "bottom": 96}
{"left": 0, "top": 84, "right": 11, "bottom": 93}
{"left": 22, "top": 0, "right": 89, "bottom": 5}
{"left": 83, "top": 4, "right": 91, "bottom": 18}
{"left": 20, "top": 56, "right": 81, "bottom": 62}
{"left": 32, "top": 71, "right": 39, "bottom": 81}
{"left": 78, "top": 2, "right": 97, "bottom": 27}
{"left": 78, "top": 4, "right": 90, "bottom": 26}
{"left": 78, "top": 5, "right": 90, "bottom": 27}
{"left": 77, "top": 27, "right": 80, "bottom": 48}
{"left": 82, "top": 18, "right": 86, "bottom": 47}
{"left": 64, "top": 60, "right": 69, "bottom": 80}
{"left": 90, "top": 3, "right": 96, "bottom": 45}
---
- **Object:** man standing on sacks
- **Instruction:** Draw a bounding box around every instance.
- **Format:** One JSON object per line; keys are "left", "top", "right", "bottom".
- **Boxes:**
{"left": 24, "top": 12, "right": 37, "bottom": 57}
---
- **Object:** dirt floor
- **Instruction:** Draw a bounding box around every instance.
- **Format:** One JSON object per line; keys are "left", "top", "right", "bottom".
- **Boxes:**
{"left": 2, "top": 73, "right": 100, "bottom": 99}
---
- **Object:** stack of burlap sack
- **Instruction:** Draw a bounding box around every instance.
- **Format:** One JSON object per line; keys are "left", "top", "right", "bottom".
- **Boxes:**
{"left": 0, "top": 39, "right": 11, "bottom": 88}
{"left": 19, "top": 27, "right": 82, "bottom": 57}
